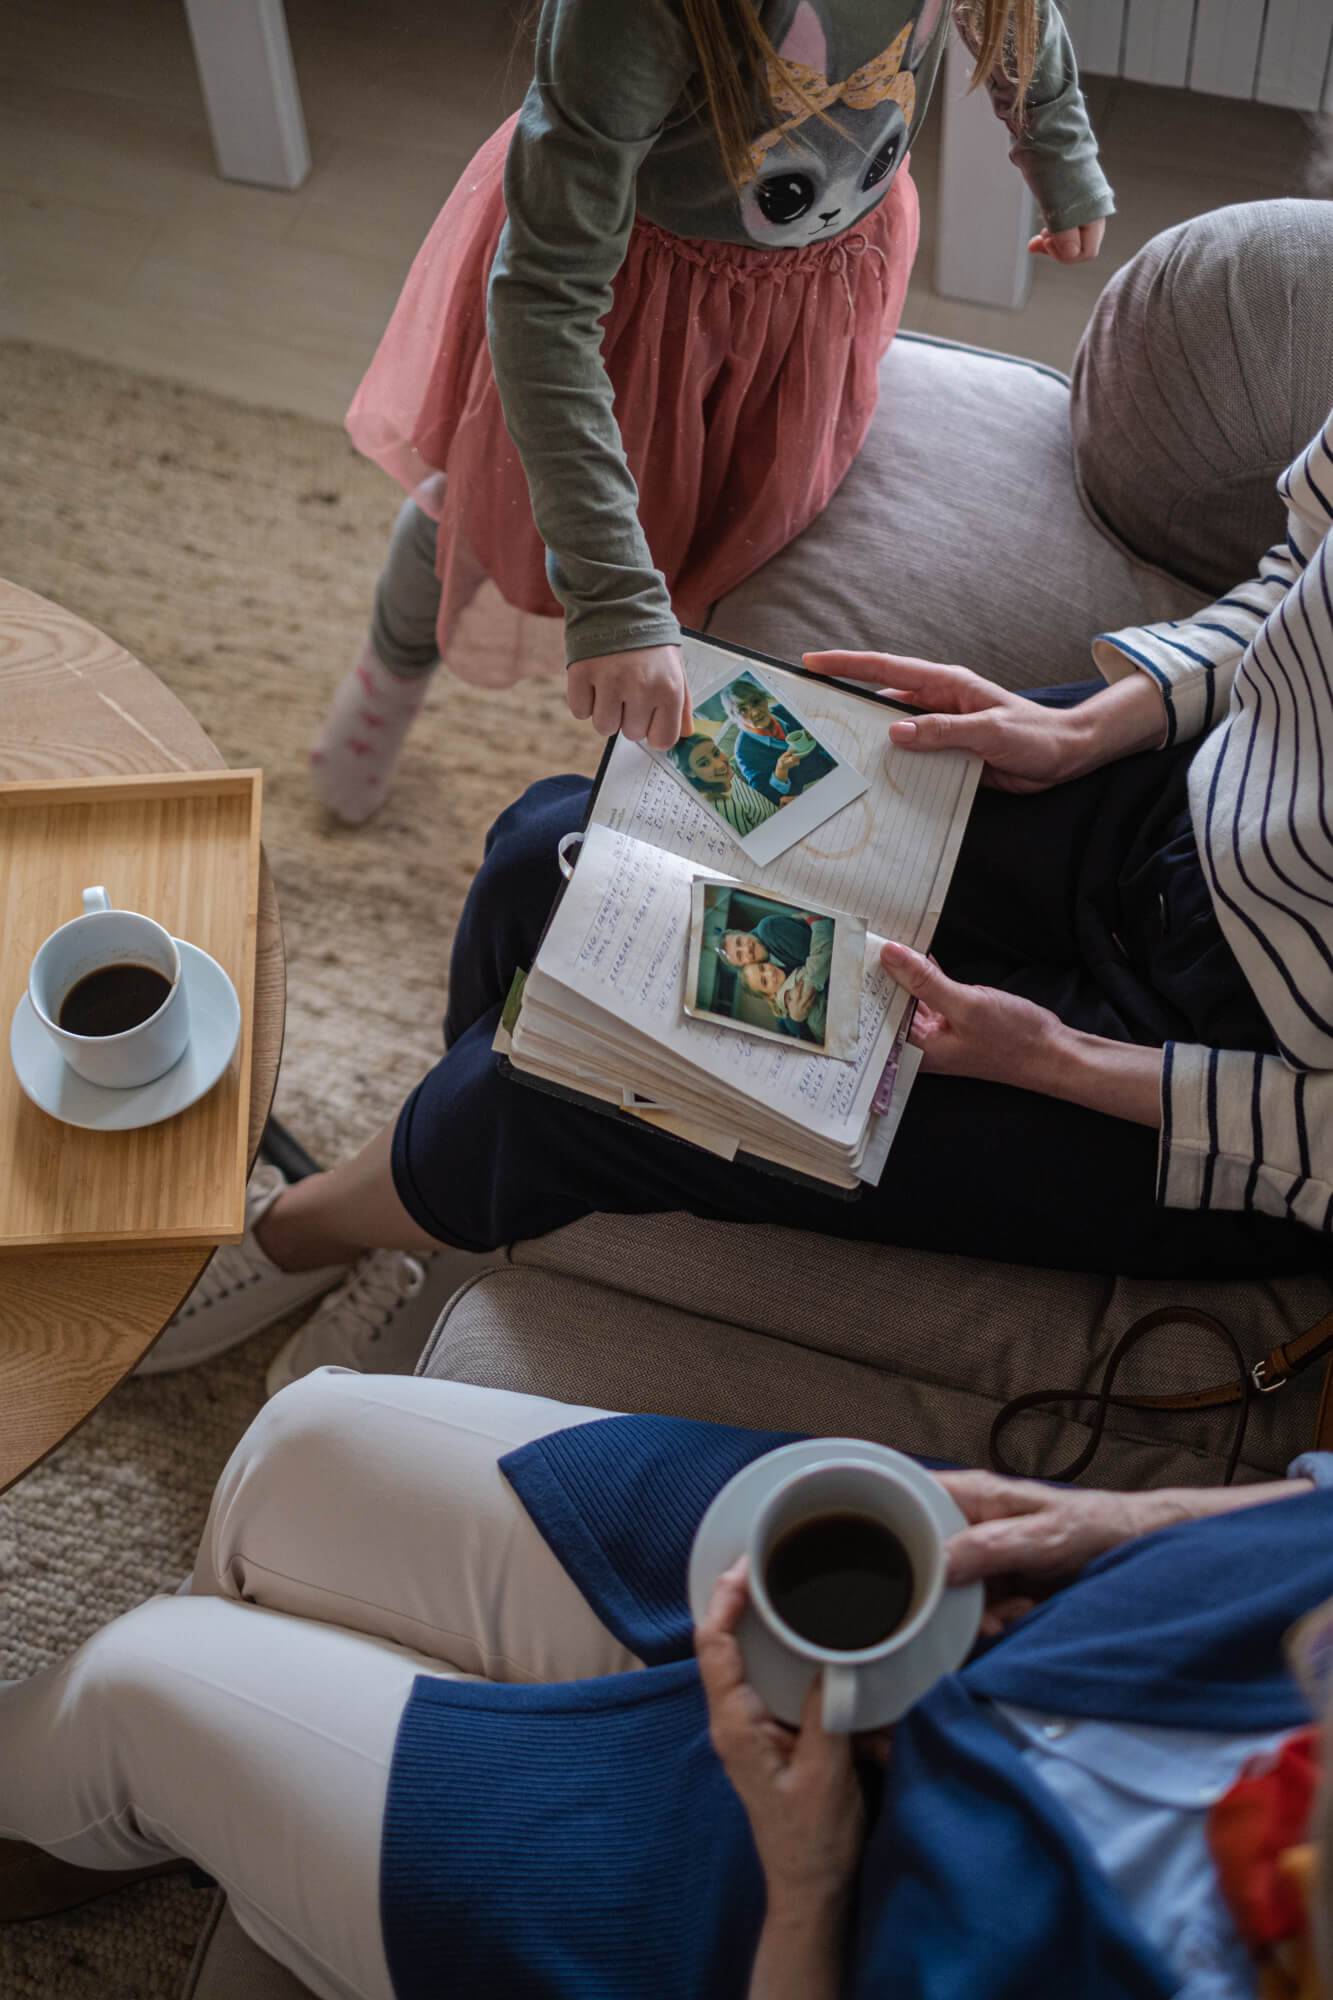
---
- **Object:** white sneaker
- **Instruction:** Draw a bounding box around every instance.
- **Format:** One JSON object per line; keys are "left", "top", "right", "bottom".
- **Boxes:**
{"left": 265, "top": 1244, "right": 495, "bottom": 1398}
{"left": 137, "top": 1164, "right": 347, "bottom": 1376}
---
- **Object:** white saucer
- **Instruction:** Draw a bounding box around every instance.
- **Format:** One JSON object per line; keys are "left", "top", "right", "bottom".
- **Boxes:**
{"left": 688, "top": 1438, "right": 983, "bottom": 1729}
{"left": 10, "top": 941, "right": 241, "bottom": 1133}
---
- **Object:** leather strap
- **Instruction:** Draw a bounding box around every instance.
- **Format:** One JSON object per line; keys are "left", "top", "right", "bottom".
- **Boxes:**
{"left": 990, "top": 1305, "right": 1333, "bottom": 1487}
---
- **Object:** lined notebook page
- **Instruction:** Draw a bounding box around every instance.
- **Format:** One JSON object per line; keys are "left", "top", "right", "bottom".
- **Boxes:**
{"left": 527, "top": 825, "right": 900, "bottom": 1142}
{"left": 590, "top": 646, "right": 979, "bottom": 948}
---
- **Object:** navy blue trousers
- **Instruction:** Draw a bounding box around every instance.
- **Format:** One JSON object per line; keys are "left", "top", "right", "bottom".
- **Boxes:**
{"left": 391, "top": 698, "right": 1323, "bottom": 1279}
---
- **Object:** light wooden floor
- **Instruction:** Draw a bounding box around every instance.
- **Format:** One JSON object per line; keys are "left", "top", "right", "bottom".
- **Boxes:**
{"left": 0, "top": 0, "right": 1323, "bottom": 423}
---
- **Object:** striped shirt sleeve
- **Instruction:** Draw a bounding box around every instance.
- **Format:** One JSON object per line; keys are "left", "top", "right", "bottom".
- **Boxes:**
{"left": 1092, "top": 413, "right": 1333, "bottom": 748}
{"left": 1091, "top": 545, "right": 1301, "bottom": 747}
{"left": 1159, "top": 1044, "right": 1333, "bottom": 1236}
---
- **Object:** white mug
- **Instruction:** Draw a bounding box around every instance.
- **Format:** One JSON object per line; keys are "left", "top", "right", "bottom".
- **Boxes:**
{"left": 28, "top": 887, "right": 191, "bottom": 1089}
{"left": 746, "top": 1460, "right": 946, "bottom": 1734}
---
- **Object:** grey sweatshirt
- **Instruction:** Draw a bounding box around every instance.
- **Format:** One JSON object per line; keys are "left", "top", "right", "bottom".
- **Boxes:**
{"left": 488, "top": 0, "right": 1113, "bottom": 663}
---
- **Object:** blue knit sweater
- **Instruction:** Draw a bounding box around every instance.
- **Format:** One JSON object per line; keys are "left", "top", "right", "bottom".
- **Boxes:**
{"left": 379, "top": 1415, "right": 1332, "bottom": 1999}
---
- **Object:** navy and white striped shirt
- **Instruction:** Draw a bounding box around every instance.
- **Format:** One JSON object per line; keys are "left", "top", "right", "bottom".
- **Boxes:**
{"left": 1093, "top": 410, "right": 1333, "bottom": 1236}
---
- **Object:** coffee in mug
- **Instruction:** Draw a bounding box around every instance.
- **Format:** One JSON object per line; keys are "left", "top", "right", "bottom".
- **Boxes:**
{"left": 28, "top": 887, "right": 191, "bottom": 1089}
{"left": 746, "top": 1456, "right": 948, "bottom": 1732}
{"left": 58, "top": 964, "right": 174, "bottom": 1039}
{"left": 765, "top": 1510, "right": 915, "bottom": 1652}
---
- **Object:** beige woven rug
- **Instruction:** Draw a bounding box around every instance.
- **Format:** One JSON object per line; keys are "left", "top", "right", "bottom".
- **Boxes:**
{"left": 0, "top": 339, "right": 598, "bottom": 1999}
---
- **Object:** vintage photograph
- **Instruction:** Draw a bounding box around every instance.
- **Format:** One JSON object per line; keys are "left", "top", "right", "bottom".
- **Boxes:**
{"left": 683, "top": 879, "right": 867, "bottom": 1060}
{"left": 653, "top": 665, "right": 868, "bottom": 866}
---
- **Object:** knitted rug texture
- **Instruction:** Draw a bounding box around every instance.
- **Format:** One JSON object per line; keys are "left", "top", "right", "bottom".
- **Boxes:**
{"left": 0, "top": 337, "right": 597, "bottom": 1998}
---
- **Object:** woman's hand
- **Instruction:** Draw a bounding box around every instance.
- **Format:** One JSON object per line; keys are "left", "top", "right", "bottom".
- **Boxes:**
{"left": 566, "top": 644, "right": 692, "bottom": 749}
{"left": 774, "top": 747, "right": 803, "bottom": 782}
{"left": 1029, "top": 220, "right": 1105, "bottom": 263}
{"left": 804, "top": 652, "right": 1080, "bottom": 793}
{"left": 935, "top": 1470, "right": 1150, "bottom": 1636}
{"left": 783, "top": 973, "right": 816, "bottom": 1023}
{"left": 803, "top": 651, "right": 1166, "bottom": 792}
{"left": 880, "top": 941, "right": 1164, "bottom": 1126}
{"left": 935, "top": 1468, "right": 1317, "bottom": 1639}
{"left": 696, "top": 1561, "right": 865, "bottom": 1910}
{"left": 880, "top": 943, "right": 1064, "bottom": 1090}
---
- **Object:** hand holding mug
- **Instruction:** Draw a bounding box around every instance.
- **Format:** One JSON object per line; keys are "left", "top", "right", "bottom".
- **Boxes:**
{"left": 697, "top": 1559, "right": 868, "bottom": 1908}
{"left": 937, "top": 1470, "right": 1155, "bottom": 1638}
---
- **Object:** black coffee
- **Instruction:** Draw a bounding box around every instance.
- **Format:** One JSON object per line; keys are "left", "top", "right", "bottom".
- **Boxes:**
{"left": 59, "top": 963, "right": 171, "bottom": 1038}
{"left": 765, "top": 1511, "right": 914, "bottom": 1652}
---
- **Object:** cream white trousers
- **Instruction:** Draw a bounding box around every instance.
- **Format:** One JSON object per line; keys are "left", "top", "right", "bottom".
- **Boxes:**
{"left": 0, "top": 1372, "right": 632, "bottom": 2000}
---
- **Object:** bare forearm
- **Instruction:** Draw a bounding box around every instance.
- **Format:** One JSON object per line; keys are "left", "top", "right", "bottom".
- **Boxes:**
{"left": 1043, "top": 1026, "right": 1165, "bottom": 1127}
{"left": 1139, "top": 1477, "right": 1315, "bottom": 1533}
{"left": 748, "top": 1895, "right": 848, "bottom": 2000}
{"left": 1059, "top": 672, "right": 1169, "bottom": 780}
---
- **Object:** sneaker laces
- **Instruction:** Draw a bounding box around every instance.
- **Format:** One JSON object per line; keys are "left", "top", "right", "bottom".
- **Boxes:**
{"left": 177, "top": 1236, "right": 276, "bottom": 1318}
{"left": 325, "top": 1251, "right": 427, "bottom": 1345}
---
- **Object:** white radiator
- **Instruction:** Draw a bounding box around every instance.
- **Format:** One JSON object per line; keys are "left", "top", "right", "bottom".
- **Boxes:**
{"left": 1059, "top": 0, "right": 1333, "bottom": 111}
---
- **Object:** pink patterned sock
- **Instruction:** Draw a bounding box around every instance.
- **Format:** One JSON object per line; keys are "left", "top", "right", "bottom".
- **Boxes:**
{"left": 310, "top": 642, "right": 431, "bottom": 824}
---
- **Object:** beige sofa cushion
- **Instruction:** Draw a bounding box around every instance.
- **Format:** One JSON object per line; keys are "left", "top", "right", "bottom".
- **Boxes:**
{"left": 710, "top": 333, "right": 1205, "bottom": 689}
{"left": 431, "top": 1240, "right": 1331, "bottom": 1487}
{"left": 1071, "top": 201, "right": 1333, "bottom": 598}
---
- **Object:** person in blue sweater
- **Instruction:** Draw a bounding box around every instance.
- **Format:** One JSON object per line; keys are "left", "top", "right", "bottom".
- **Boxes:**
{"left": 1, "top": 1368, "right": 1331, "bottom": 2000}
{"left": 720, "top": 679, "right": 838, "bottom": 803}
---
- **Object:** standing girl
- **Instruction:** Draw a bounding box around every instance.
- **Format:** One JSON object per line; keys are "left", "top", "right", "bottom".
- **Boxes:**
{"left": 313, "top": 0, "right": 1112, "bottom": 822}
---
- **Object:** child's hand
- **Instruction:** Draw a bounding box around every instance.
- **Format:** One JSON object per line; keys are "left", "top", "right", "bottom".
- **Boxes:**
{"left": 1028, "top": 220, "right": 1105, "bottom": 264}
{"left": 566, "top": 645, "right": 692, "bottom": 749}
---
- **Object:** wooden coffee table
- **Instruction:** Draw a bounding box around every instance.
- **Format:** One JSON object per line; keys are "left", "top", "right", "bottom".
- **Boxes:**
{"left": 0, "top": 579, "right": 285, "bottom": 1495}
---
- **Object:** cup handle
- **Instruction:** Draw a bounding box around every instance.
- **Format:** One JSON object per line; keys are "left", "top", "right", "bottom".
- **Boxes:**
{"left": 821, "top": 1665, "right": 857, "bottom": 1736}
{"left": 82, "top": 886, "right": 111, "bottom": 915}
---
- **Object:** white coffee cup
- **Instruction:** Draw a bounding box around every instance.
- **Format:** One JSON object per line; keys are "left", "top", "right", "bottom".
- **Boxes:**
{"left": 746, "top": 1459, "right": 946, "bottom": 1734}
{"left": 28, "top": 887, "right": 191, "bottom": 1089}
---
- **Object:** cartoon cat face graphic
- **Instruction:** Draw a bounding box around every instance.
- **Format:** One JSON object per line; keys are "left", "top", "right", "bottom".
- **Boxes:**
{"left": 737, "top": 0, "right": 947, "bottom": 246}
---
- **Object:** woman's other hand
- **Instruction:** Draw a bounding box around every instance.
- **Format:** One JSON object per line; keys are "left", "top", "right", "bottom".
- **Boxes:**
{"left": 1029, "top": 219, "right": 1106, "bottom": 263}
{"left": 934, "top": 1466, "right": 1317, "bottom": 1640}
{"left": 935, "top": 1470, "right": 1148, "bottom": 1636}
{"left": 803, "top": 652, "right": 1079, "bottom": 793}
{"left": 880, "top": 943, "right": 1063, "bottom": 1090}
{"left": 803, "top": 650, "right": 1166, "bottom": 791}
{"left": 880, "top": 941, "right": 1165, "bottom": 1126}
{"left": 696, "top": 1560, "right": 865, "bottom": 1911}
{"left": 774, "top": 747, "right": 803, "bottom": 782}
{"left": 566, "top": 644, "right": 692, "bottom": 748}
{"left": 783, "top": 973, "right": 817, "bottom": 1023}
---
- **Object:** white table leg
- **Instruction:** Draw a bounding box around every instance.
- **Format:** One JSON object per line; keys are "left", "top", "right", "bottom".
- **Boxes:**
{"left": 184, "top": 0, "right": 311, "bottom": 191}
{"left": 933, "top": 32, "right": 1035, "bottom": 310}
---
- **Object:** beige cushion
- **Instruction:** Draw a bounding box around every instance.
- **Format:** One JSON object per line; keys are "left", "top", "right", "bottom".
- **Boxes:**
{"left": 1071, "top": 200, "right": 1333, "bottom": 597}
{"left": 429, "top": 1246, "right": 1332, "bottom": 1488}
{"left": 710, "top": 332, "right": 1205, "bottom": 689}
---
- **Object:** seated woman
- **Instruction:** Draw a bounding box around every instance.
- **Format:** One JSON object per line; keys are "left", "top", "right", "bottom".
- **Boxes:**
{"left": 157, "top": 401, "right": 1333, "bottom": 1385}
{"left": 3, "top": 1369, "right": 1332, "bottom": 2000}
{"left": 669, "top": 733, "right": 779, "bottom": 838}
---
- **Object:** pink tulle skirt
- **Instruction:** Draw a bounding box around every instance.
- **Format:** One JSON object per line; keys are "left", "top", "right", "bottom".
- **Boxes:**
{"left": 346, "top": 115, "right": 919, "bottom": 688}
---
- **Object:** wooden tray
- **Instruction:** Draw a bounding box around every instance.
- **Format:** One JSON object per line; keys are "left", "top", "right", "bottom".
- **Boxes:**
{"left": 0, "top": 770, "right": 262, "bottom": 1251}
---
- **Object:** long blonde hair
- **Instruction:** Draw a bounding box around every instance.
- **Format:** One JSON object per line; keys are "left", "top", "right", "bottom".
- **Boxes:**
{"left": 686, "top": 0, "right": 1040, "bottom": 189}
